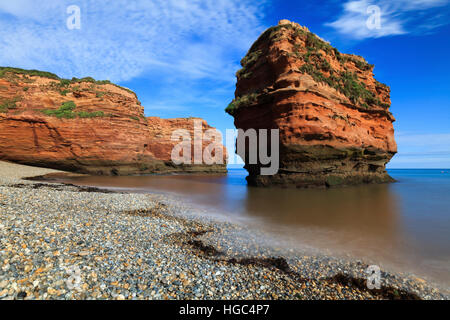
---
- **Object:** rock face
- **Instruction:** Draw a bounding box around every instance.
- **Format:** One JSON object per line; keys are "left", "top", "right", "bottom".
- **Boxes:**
{"left": 226, "top": 20, "right": 397, "bottom": 187}
{"left": 0, "top": 67, "right": 226, "bottom": 175}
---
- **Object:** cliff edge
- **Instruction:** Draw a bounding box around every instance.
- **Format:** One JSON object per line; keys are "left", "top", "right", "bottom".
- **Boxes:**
{"left": 0, "top": 67, "right": 226, "bottom": 175}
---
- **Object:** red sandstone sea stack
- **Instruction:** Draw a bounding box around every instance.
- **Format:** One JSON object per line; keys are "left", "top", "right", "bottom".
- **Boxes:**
{"left": 226, "top": 20, "right": 397, "bottom": 187}
{"left": 0, "top": 67, "right": 226, "bottom": 175}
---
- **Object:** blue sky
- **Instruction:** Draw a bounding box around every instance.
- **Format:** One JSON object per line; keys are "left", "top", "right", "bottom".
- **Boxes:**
{"left": 0, "top": 0, "right": 449, "bottom": 168}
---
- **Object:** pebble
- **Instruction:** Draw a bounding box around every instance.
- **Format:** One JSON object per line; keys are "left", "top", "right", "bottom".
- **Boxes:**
{"left": 0, "top": 161, "right": 447, "bottom": 300}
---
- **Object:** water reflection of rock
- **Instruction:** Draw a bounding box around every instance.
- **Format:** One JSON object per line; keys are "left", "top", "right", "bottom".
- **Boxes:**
{"left": 55, "top": 172, "right": 450, "bottom": 288}
{"left": 64, "top": 174, "right": 401, "bottom": 245}
{"left": 243, "top": 184, "right": 401, "bottom": 244}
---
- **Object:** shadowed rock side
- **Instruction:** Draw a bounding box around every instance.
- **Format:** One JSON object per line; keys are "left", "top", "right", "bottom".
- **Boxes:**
{"left": 0, "top": 67, "right": 226, "bottom": 175}
{"left": 226, "top": 20, "right": 397, "bottom": 188}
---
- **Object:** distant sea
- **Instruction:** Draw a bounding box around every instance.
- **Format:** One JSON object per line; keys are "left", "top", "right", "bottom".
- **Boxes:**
{"left": 59, "top": 168, "right": 450, "bottom": 288}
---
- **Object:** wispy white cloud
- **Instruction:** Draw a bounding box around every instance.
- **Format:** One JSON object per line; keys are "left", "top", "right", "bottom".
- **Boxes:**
{"left": 0, "top": 0, "right": 267, "bottom": 82}
{"left": 145, "top": 83, "right": 230, "bottom": 112}
{"left": 396, "top": 132, "right": 450, "bottom": 149}
{"left": 388, "top": 132, "right": 450, "bottom": 168}
{"left": 326, "top": 0, "right": 450, "bottom": 39}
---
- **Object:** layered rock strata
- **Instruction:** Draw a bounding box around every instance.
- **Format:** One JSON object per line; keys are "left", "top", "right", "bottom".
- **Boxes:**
{"left": 0, "top": 67, "right": 226, "bottom": 175}
{"left": 226, "top": 20, "right": 397, "bottom": 187}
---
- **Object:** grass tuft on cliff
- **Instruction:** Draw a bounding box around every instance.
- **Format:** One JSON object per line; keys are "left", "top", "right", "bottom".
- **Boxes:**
{"left": 41, "top": 101, "right": 105, "bottom": 119}
{"left": 41, "top": 101, "right": 77, "bottom": 119}
{"left": 0, "top": 96, "right": 21, "bottom": 113}
{"left": 236, "top": 50, "right": 263, "bottom": 79}
{"left": 225, "top": 93, "right": 259, "bottom": 116}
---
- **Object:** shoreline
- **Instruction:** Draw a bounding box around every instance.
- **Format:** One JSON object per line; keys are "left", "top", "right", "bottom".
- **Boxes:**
{"left": 0, "top": 161, "right": 447, "bottom": 300}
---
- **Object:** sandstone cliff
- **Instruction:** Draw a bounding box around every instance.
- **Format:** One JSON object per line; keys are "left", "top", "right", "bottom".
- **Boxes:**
{"left": 226, "top": 20, "right": 397, "bottom": 187}
{"left": 0, "top": 67, "right": 226, "bottom": 175}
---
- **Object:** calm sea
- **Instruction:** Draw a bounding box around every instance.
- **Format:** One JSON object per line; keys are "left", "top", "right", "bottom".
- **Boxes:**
{"left": 59, "top": 168, "right": 450, "bottom": 288}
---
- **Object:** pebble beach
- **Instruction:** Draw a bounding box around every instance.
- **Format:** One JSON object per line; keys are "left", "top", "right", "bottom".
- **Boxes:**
{"left": 0, "top": 161, "right": 447, "bottom": 300}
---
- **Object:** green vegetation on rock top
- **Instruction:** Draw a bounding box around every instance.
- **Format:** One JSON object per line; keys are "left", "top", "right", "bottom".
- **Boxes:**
{"left": 227, "top": 23, "right": 390, "bottom": 116}
{"left": 70, "top": 76, "right": 113, "bottom": 86}
{"left": 297, "top": 49, "right": 388, "bottom": 108}
{"left": 0, "top": 66, "right": 137, "bottom": 97}
{"left": 0, "top": 67, "right": 60, "bottom": 80}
